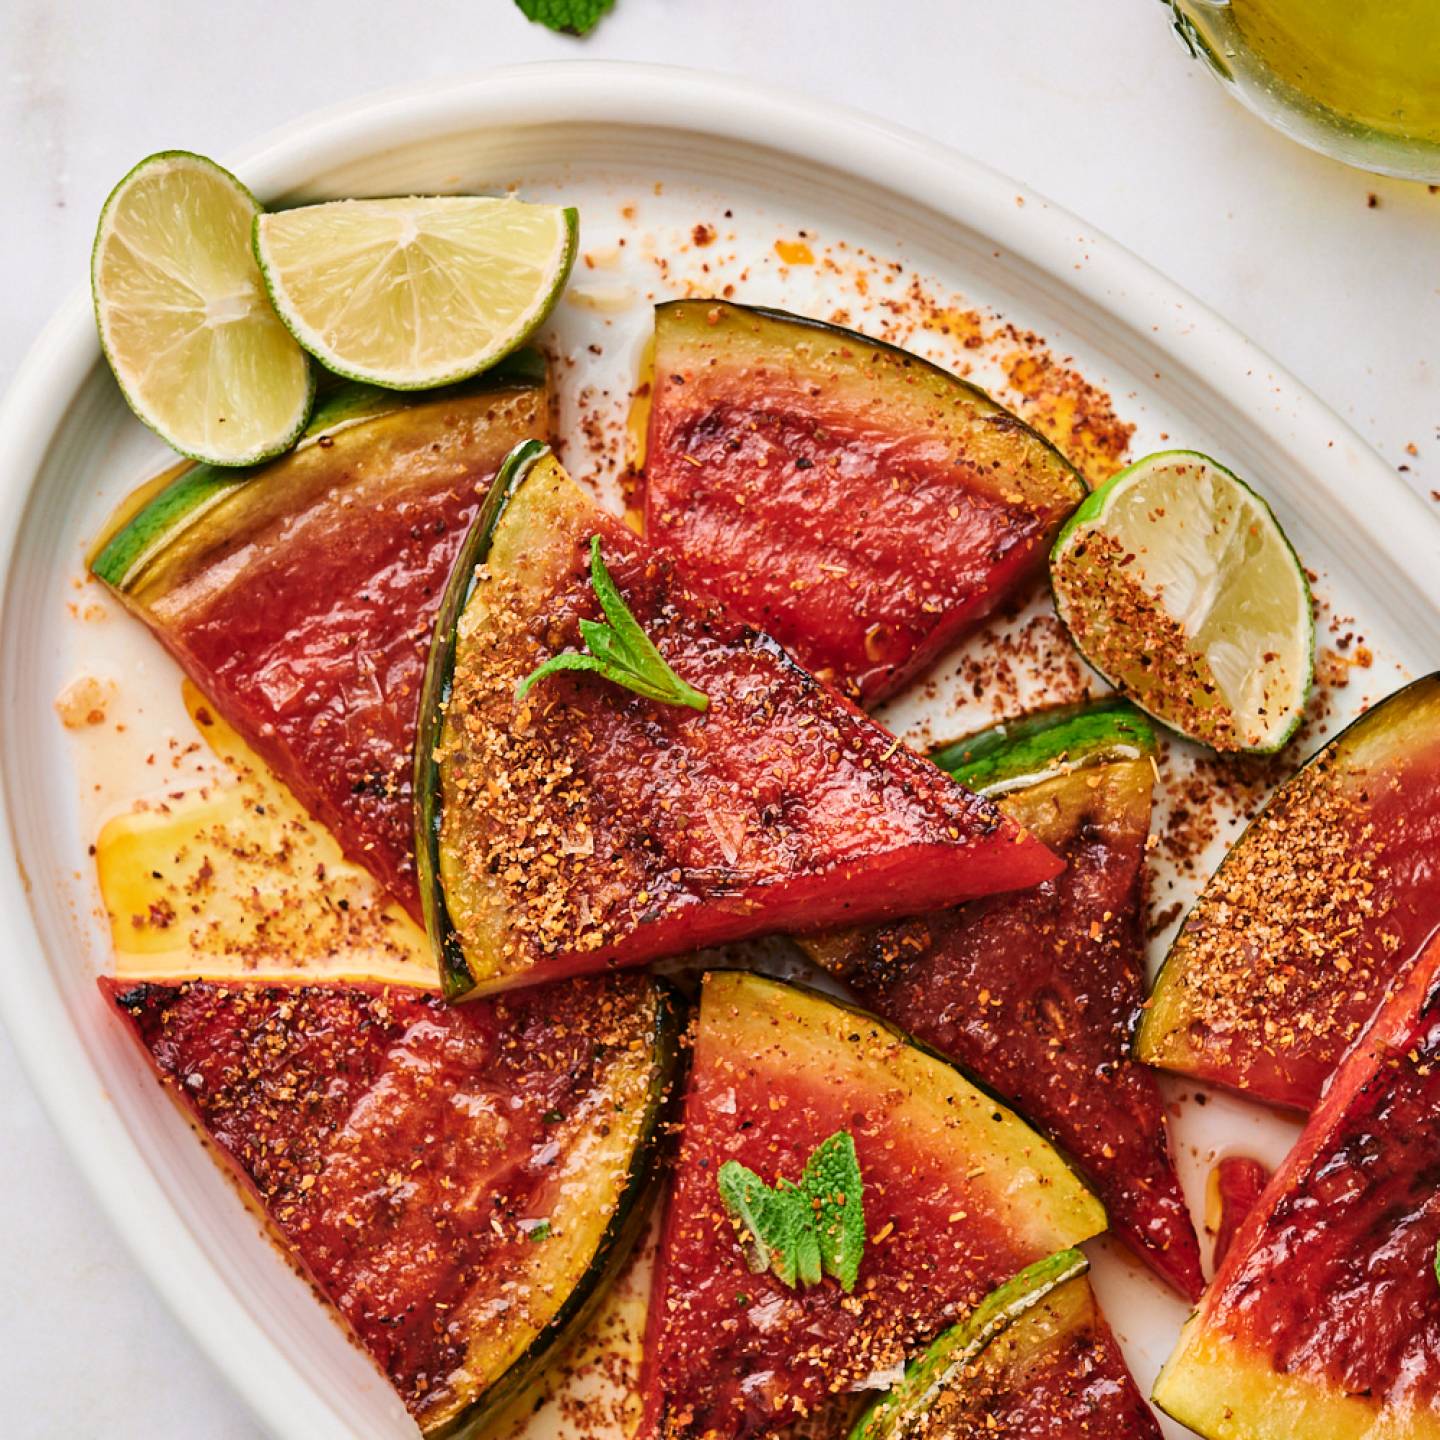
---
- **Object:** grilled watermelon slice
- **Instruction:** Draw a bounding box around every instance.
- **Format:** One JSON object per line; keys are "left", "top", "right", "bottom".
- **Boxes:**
{"left": 639, "top": 972, "right": 1105, "bottom": 1439}
{"left": 851, "top": 1249, "right": 1161, "bottom": 1440}
{"left": 419, "top": 443, "right": 1061, "bottom": 999}
{"left": 1153, "top": 931, "right": 1440, "bottom": 1439}
{"left": 95, "top": 679, "right": 437, "bottom": 987}
{"left": 640, "top": 301, "right": 1085, "bottom": 703}
{"left": 804, "top": 704, "right": 1203, "bottom": 1300}
{"left": 1138, "top": 672, "right": 1440, "bottom": 1110}
{"left": 90, "top": 361, "right": 549, "bottom": 918}
{"left": 104, "top": 975, "right": 677, "bottom": 1437}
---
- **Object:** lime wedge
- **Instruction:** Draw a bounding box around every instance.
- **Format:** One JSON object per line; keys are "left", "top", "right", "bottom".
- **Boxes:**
{"left": 254, "top": 196, "right": 578, "bottom": 389}
{"left": 1050, "top": 450, "right": 1313, "bottom": 754}
{"left": 92, "top": 151, "right": 314, "bottom": 467}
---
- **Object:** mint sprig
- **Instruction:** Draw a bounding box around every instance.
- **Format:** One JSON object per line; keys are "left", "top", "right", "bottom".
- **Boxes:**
{"left": 514, "top": 0, "right": 614, "bottom": 36}
{"left": 516, "top": 534, "right": 709, "bottom": 712}
{"left": 717, "top": 1131, "right": 866, "bottom": 1293}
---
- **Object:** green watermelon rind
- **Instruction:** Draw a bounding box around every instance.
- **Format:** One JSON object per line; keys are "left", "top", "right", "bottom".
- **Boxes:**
{"left": 91, "top": 352, "right": 547, "bottom": 593}
{"left": 930, "top": 697, "right": 1156, "bottom": 798}
{"left": 849, "top": 1248, "right": 1089, "bottom": 1440}
{"left": 413, "top": 437, "right": 553, "bottom": 1001}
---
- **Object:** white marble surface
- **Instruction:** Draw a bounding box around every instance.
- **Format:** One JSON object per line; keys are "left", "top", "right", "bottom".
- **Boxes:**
{"left": 1, "top": 2, "right": 1437, "bottom": 1435}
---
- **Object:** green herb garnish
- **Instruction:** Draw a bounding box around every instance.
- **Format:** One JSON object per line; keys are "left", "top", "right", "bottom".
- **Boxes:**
{"left": 717, "top": 1130, "right": 865, "bottom": 1293}
{"left": 526, "top": 1219, "right": 552, "bottom": 1243}
{"left": 1433, "top": 1238, "right": 1440, "bottom": 1288}
{"left": 516, "top": 534, "right": 709, "bottom": 712}
{"left": 514, "top": 0, "right": 615, "bottom": 37}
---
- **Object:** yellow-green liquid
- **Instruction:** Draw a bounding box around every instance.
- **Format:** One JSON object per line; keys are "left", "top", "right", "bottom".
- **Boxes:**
{"left": 1229, "top": 0, "right": 1440, "bottom": 143}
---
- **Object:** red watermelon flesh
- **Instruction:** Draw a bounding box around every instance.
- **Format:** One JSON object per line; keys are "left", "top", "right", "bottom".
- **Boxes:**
{"left": 429, "top": 454, "right": 1063, "bottom": 996}
{"left": 1138, "top": 672, "right": 1440, "bottom": 1111}
{"left": 93, "top": 381, "right": 547, "bottom": 918}
{"left": 1153, "top": 931, "right": 1440, "bottom": 1437}
{"left": 638, "top": 972, "right": 1106, "bottom": 1439}
{"left": 932, "top": 1272, "right": 1161, "bottom": 1439}
{"left": 1208, "top": 1155, "right": 1270, "bottom": 1271}
{"left": 952, "top": 1275, "right": 1161, "bottom": 1438}
{"left": 103, "top": 974, "right": 673, "bottom": 1435}
{"left": 805, "top": 759, "right": 1203, "bottom": 1301}
{"left": 641, "top": 301, "right": 1085, "bottom": 704}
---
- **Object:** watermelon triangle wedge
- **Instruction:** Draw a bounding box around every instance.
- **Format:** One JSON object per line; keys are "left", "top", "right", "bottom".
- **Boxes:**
{"left": 804, "top": 703, "right": 1203, "bottom": 1300}
{"left": 418, "top": 444, "right": 1062, "bottom": 998}
{"left": 639, "top": 971, "right": 1106, "bottom": 1439}
{"left": 102, "top": 974, "right": 678, "bottom": 1437}
{"left": 89, "top": 365, "right": 552, "bottom": 919}
{"left": 640, "top": 301, "right": 1085, "bottom": 704}
{"left": 850, "top": 1249, "right": 1161, "bottom": 1439}
{"left": 1154, "top": 929, "right": 1440, "bottom": 1438}
{"left": 1138, "top": 672, "right": 1440, "bottom": 1111}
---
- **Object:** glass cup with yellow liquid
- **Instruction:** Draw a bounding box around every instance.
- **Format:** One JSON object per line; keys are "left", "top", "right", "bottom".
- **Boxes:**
{"left": 1163, "top": 0, "right": 1440, "bottom": 181}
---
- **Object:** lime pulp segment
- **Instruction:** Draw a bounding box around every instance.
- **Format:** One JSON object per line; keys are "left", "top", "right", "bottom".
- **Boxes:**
{"left": 254, "top": 196, "right": 578, "bottom": 390}
{"left": 91, "top": 151, "right": 313, "bottom": 466}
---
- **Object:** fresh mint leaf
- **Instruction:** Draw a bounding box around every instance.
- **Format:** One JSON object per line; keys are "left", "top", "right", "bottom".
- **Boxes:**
{"left": 515, "top": 650, "right": 618, "bottom": 690}
{"left": 802, "top": 1131, "right": 866, "bottom": 1293}
{"left": 715, "top": 1162, "right": 771, "bottom": 1274}
{"left": 516, "top": 534, "right": 709, "bottom": 711}
{"left": 782, "top": 1178, "right": 824, "bottom": 1286}
{"left": 578, "top": 617, "right": 629, "bottom": 669}
{"left": 717, "top": 1131, "right": 867, "bottom": 1293}
{"left": 588, "top": 532, "right": 668, "bottom": 667}
{"left": 514, "top": 0, "right": 615, "bottom": 37}
{"left": 717, "top": 1161, "right": 808, "bottom": 1286}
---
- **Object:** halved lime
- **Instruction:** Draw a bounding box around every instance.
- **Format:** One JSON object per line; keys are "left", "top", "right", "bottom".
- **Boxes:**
{"left": 253, "top": 196, "right": 578, "bottom": 390}
{"left": 92, "top": 151, "right": 314, "bottom": 467}
{"left": 1050, "top": 450, "right": 1312, "bottom": 754}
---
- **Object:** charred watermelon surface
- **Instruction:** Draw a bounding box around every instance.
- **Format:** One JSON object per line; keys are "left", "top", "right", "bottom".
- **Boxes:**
{"left": 641, "top": 302, "right": 1084, "bottom": 703}
{"left": 105, "top": 975, "right": 676, "bottom": 1437}
{"left": 807, "top": 733, "right": 1201, "bottom": 1298}
{"left": 639, "top": 972, "right": 1104, "bottom": 1439}
{"left": 1139, "top": 672, "right": 1440, "bottom": 1110}
{"left": 423, "top": 448, "right": 1061, "bottom": 998}
{"left": 1154, "top": 932, "right": 1440, "bottom": 1439}
{"left": 91, "top": 373, "right": 548, "bottom": 917}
